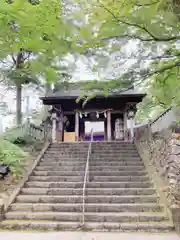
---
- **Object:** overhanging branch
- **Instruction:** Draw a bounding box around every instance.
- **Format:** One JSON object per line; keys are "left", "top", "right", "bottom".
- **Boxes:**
{"left": 134, "top": 1, "right": 159, "bottom": 7}
{"left": 99, "top": 2, "right": 180, "bottom": 42}
{"left": 119, "top": 60, "right": 180, "bottom": 93}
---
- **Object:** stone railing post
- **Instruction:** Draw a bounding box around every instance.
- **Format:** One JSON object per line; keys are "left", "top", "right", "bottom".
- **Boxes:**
{"left": 51, "top": 112, "right": 57, "bottom": 143}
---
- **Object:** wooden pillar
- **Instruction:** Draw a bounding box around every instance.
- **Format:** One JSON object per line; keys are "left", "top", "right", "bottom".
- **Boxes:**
{"left": 59, "top": 111, "right": 64, "bottom": 142}
{"left": 75, "top": 111, "right": 79, "bottom": 141}
{"left": 107, "top": 110, "right": 111, "bottom": 141}
{"left": 51, "top": 112, "right": 57, "bottom": 143}
{"left": 104, "top": 121, "right": 107, "bottom": 141}
{"left": 123, "top": 110, "right": 128, "bottom": 141}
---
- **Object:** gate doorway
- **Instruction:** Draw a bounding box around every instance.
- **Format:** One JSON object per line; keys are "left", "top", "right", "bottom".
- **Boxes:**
{"left": 85, "top": 121, "right": 105, "bottom": 141}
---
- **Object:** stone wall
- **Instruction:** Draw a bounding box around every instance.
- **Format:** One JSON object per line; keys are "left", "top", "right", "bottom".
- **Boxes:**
{"left": 168, "top": 133, "right": 180, "bottom": 205}
{"left": 0, "top": 200, "right": 4, "bottom": 221}
{"left": 135, "top": 126, "right": 171, "bottom": 184}
{"left": 135, "top": 124, "right": 180, "bottom": 231}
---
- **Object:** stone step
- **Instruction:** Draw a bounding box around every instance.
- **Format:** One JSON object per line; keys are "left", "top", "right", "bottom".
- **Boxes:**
{"left": 91, "top": 149, "right": 137, "bottom": 152}
{"left": 91, "top": 176, "right": 149, "bottom": 182}
{"left": 47, "top": 150, "right": 138, "bottom": 154}
{"left": 16, "top": 195, "right": 158, "bottom": 204}
{"left": 28, "top": 175, "right": 150, "bottom": 182}
{"left": 50, "top": 143, "right": 90, "bottom": 146}
{"left": 9, "top": 203, "right": 164, "bottom": 213}
{"left": 46, "top": 149, "right": 138, "bottom": 152}
{"left": 35, "top": 165, "right": 145, "bottom": 171}
{"left": 42, "top": 157, "right": 142, "bottom": 161}
{"left": 5, "top": 211, "right": 167, "bottom": 222}
{"left": 90, "top": 156, "right": 140, "bottom": 159}
{"left": 49, "top": 144, "right": 137, "bottom": 151}
{"left": 44, "top": 153, "right": 140, "bottom": 157}
{"left": 89, "top": 161, "right": 143, "bottom": 166}
{"left": 38, "top": 161, "right": 144, "bottom": 167}
{"left": 36, "top": 166, "right": 86, "bottom": 171}
{"left": 52, "top": 143, "right": 134, "bottom": 145}
{"left": 39, "top": 161, "right": 86, "bottom": 166}
{"left": 92, "top": 142, "right": 134, "bottom": 145}
{"left": 49, "top": 149, "right": 137, "bottom": 152}
{"left": 93, "top": 148, "right": 137, "bottom": 150}
{"left": 92, "top": 146, "right": 136, "bottom": 148}
{"left": 20, "top": 188, "right": 156, "bottom": 196}
{"left": 90, "top": 171, "right": 147, "bottom": 176}
{"left": 0, "top": 220, "right": 174, "bottom": 232}
{"left": 32, "top": 170, "right": 147, "bottom": 177}
{"left": 83, "top": 221, "right": 174, "bottom": 232}
{"left": 29, "top": 176, "right": 84, "bottom": 182}
{"left": 32, "top": 171, "right": 84, "bottom": 176}
{"left": 52, "top": 143, "right": 134, "bottom": 147}
{"left": 41, "top": 159, "right": 142, "bottom": 164}
{"left": 51, "top": 142, "right": 134, "bottom": 146}
{"left": 25, "top": 181, "right": 152, "bottom": 189}
{"left": 89, "top": 166, "right": 145, "bottom": 170}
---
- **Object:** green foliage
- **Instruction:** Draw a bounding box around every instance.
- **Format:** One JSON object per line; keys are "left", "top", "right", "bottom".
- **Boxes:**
{"left": 74, "top": 0, "right": 180, "bottom": 113}
{"left": 0, "top": 0, "right": 76, "bottom": 80}
{"left": 4, "top": 127, "right": 35, "bottom": 146}
{"left": 76, "top": 79, "right": 132, "bottom": 92}
{"left": 136, "top": 95, "right": 166, "bottom": 123}
{"left": 0, "top": 139, "right": 27, "bottom": 178}
{"left": 0, "top": 0, "right": 81, "bottom": 124}
{"left": 54, "top": 79, "right": 133, "bottom": 105}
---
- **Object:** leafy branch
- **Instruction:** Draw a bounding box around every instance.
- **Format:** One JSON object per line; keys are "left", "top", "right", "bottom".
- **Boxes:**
{"left": 99, "top": 1, "right": 180, "bottom": 42}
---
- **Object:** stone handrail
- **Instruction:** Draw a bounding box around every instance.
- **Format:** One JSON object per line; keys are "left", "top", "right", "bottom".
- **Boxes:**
{"left": 5, "top": 122, "right": 51, "bottom": 141}
{"left": 134, "top": 107, "right": 180, "bottom": 138}
{"left": 149, "top": 107, "right": 180, "bottom": 133}
{"left": 150, "top": 107, "right": 172, "bottom": 126}
{"left": 25, "top": 122, "right": 51, "bottom": 141}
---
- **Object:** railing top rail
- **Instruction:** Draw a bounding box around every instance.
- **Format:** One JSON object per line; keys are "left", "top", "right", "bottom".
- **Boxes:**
{"left": 149, "top": 107, "right": 172, "bottom": 126}
{"left": 82, "top": 128, "right": 93, "bottom": 225}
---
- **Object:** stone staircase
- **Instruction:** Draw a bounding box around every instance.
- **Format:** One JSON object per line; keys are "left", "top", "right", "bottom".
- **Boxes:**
{"left": 0, "top": 142, "right": 174, "bottom": 232}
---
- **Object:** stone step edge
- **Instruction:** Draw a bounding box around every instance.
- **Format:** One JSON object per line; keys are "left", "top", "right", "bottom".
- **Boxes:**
{"left": 0, "top": 220, "right": 174, "bottom": 232}
{"left": 40, "top": 160, "right": 142, "bottom": 162}
{"left": 11, "top": 203, "right": 163, "bottom": 207}
{"left": 16, "top": 194, "right": 158, "bottom": 198}
{"left": 21, "top": 187, "right": 155, "bottom": 191}
{"left": 5, "top": 211, "right": 167, "bottom": 217}
{"left": 33, "top": 170, "right": 147, "bottom": 173}
{"left": 25, "top": 181, "right": 152, "bottom": 185}
{"left": 36, "top": 167, "right": 146, "bottom": 170}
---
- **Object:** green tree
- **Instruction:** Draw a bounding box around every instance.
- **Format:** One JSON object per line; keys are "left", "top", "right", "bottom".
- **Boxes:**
{"left": 76, "top": 0, "right": 180, "bottom": 108}
{"left": 0, "top": 0, "right": 77, "bottom": 125}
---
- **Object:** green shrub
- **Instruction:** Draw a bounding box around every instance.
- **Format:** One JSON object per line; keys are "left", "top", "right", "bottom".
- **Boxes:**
{"left": 4, "top": 127, "right": 35, "bottom": 146}
{"left": 4, "top": 127, "right": 24, "bottom": 144}
{"left": 0, "top": 139, "right": 28, "bottom": 178}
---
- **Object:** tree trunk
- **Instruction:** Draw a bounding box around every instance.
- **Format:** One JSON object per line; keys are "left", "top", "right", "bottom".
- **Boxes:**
{"left": 16, "top": 84, "right": 22, "bottom": 125}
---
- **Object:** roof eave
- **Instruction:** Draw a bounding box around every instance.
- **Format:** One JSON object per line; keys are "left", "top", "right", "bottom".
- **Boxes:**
{"left": 40, "top": 93, "right": 146, "bottom": 101}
